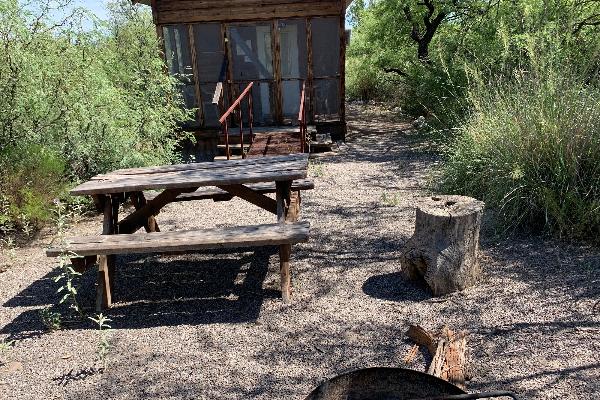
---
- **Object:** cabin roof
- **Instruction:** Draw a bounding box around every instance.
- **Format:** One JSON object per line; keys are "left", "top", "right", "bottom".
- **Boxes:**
{"left": 132, "top": 0, "right": 352, "bottom": 9}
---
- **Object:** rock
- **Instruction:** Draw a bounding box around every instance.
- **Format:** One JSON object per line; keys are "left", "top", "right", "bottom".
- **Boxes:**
{"left": 7, "top": 361, "right": 23, "bottom": 373}
{"left": 400, "top": 195, "right": 485, "bottom": 296}
{"left": 412, "top": 116, "right": 426, "bottom": 129}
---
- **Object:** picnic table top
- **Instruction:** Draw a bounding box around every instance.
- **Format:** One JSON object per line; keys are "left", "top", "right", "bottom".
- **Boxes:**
{"left": 71, "top": 154, "right": 309, "bottom": 196}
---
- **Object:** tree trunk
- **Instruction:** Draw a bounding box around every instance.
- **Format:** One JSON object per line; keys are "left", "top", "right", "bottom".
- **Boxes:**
{"left": 401, "top": 195, "right": 484, "bottom": 296}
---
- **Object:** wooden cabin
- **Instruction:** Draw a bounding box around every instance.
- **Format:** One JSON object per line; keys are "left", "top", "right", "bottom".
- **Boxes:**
{"left": 134, "top": 0, "right": 349, "bottom": 160}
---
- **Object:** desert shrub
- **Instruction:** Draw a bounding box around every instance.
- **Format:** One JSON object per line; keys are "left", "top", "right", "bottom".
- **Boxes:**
{"left": 0, "top": 0, "right": 190, "bottom": 230}
{"left": 438, "top": 67, "right": 600, "bottom": 241}
{"left": 346, "top": 0, "right": 600, "bottom": 130}
{"left": 346, "top": 56, "right": 396, "bottom": 101}
{"left": 0, "top": 145, "right": 67, "bottom": 230}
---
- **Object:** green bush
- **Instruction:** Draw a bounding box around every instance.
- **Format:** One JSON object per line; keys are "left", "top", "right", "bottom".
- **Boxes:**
{"left": 438, "top": 68, "right": 600, "bottom": 241}
{"left": 0, "top": 145, "right": 67, "bottom": 230}
{"left": 0, "top": 0, "right": 190, "bottom": 231}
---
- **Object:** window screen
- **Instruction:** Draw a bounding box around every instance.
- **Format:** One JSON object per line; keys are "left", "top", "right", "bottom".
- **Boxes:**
{"left": 237, "top": 82, "right": 275, "bottom": 126}
{"left": 163, "top": 25, "right": 198, "bottom": 127}
{"left": 229, "top": 24, "right": 273, "bottom": 80}
{"left": 313, "top": 79, "right": 339, "bottom": 117}
{"left": 311, "top": 17, "right": 340, "bottom": 78}
{"left": 194, "top": 23, "right": 226, "bottom": 82}
{"left": 193, "top": 23, "right": 226, "bottom": 127}
{"left": 279, "top": 19, "right": 307, "bottom": 80}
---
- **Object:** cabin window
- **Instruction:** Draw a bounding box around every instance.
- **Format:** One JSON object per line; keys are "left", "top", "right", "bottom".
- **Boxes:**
{"left": 311, "top": 17, "right": 340, "bottom": 118}
{"left": 163, "top": 24, "right": 199, "bottom": 127}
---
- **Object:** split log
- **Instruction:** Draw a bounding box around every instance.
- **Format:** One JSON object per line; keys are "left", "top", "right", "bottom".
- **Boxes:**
{"left": 401, "top": 195, "right": 485, "bottom": 296}
{"left": 406, "top": 325, "right": 469, "bottom": 390}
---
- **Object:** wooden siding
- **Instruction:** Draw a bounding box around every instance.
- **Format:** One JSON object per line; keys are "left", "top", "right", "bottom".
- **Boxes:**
{"left": 155, "top": 0, "right": 342, "bottom": 24}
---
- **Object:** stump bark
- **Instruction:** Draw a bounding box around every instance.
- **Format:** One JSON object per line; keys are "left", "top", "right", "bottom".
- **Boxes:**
{"left": 401, "top": 195, "right": 484, "bottom": 296}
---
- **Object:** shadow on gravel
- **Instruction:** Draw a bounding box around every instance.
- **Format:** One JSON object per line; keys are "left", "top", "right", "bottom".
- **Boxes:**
{"left": 1, "top": 247, "right": 278, "bottom": 335}
{"left": 362, "top": 272, "right": 430, "bottom": 302}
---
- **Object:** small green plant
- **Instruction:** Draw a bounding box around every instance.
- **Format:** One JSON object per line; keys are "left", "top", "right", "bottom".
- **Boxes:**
{"left": 52, "top": 200, "right": 83, "bottom": 317}
{"left": 0, "top": 236, "right": 17, "bottom": 264}
{"left": 0, "top": 339, "right": 14, "bottom": 353}
{"left": 309, "top": 160, "right": 325, "bottom": 178}
{"left": 89, "top": 314, "right": 112, "bottom": 370}
{"left": 381, "top": 192, "right": 401, "bottom": 207}
{"left": 39, "top": 308, "right": 62, "bottom": 331}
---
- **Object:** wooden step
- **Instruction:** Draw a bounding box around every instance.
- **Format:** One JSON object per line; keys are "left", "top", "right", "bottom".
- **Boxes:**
{"left": 47, "top": 221, "right": 310, "bottom": 257}
{"left": 143, "top": 178, "right": 314, "bottom": 202}
{"left": 214, "top": 155, "right": 243, "bottom": 161}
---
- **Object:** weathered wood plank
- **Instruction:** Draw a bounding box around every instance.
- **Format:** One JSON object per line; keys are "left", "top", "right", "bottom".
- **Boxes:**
{"left": 72, "top": 155, "right": 308, "bottom": 196}
{"left": 216, "top": 184, "right": 278, "bottom": 214}
{"left": 157, "top": 0, "right": 339, "bottom": 12}
{"left": 94, "top": 154, "right": 307, "bottom": 177}
{"left": 118, "top": 188, "right": 196, "bottom": 234}
{"left": 47, "top": 221, "right": 310, "bottom": 257}
{"left": 144, "top": 178, "right": 314, "bottom": 202}
{"left": 157, "top": 2, "right": 342, "bottom": 24}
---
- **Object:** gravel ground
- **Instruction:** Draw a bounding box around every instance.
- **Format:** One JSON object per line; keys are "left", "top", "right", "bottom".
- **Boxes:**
{"left": 1, "top": 103, "right": 599, "bottom": 400}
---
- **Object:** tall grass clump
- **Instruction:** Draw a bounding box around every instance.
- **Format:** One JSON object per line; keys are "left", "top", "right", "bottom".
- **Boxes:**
{"left": 439, "top": 68, "right": 600, "bottom": 241}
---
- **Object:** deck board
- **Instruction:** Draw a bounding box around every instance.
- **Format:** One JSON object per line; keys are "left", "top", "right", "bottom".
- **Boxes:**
{"left": 246, "top": 131, "right": 303, "bottom": 158}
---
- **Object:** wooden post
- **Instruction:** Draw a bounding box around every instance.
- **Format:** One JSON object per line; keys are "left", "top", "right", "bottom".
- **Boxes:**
{"left": 276, "top": 180, "right": 293, "bottom": 302}
{"left": 306, "top": 17, "right": 314, "bottom": 124}
{"left": 189, "top": 24, "right": 205, "bottom": 127}
{"left": 272, "top": 19, "right": 283, "bottom": 125}
{"left": 279, "top": 243, "right": 292, "bottom": 302}
{"left": 338, "top": 9, "right": 347, "bottom": 138}
{"left": 96, "top": 255, "right": 112, "bottom": 312}
{"left": 97, "top": 195, "right": 116, "bottom": 311}
{"left": 276, "top": 180, "right": 292, "bottom": 223}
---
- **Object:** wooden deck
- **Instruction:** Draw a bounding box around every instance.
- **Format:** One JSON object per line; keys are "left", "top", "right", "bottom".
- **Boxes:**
{"left": 246, "top": 130, "right": 303, "bottom": 158}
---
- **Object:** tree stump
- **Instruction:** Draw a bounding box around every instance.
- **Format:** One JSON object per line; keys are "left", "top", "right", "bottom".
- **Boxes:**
{"left": 400, "top": 195, "right": 484, "bottom": 296}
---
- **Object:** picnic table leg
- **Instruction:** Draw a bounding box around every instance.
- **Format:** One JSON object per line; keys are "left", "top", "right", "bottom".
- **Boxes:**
{"left": 279, "top": 244, "right": 292, "bottom": 302}
{"left": 96, "top": 195, "right": 116, "bottom": 311}
{"left": 130, "top": 192, "right": 160, "bottom": 233}
{"left": 276, "top": 180, "right": 293, "bottom": 302}
{"left": 96, "top": 255, "right": 112, "bottom": 312}
{"left": 287, "top": 191, "right": 301, "bottom": 222}
{"left": 276, "top": 181, "right": 292, "bottom": 223}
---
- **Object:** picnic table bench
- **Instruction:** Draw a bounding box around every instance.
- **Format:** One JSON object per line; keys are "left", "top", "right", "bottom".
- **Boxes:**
{"left": 46, "top": 154, "right": 313, "bottom": 311}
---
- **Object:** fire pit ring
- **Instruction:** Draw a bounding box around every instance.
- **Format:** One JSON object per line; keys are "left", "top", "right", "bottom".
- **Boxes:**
{"left": 304, "top": 368, "right": 519, "bottom": 400}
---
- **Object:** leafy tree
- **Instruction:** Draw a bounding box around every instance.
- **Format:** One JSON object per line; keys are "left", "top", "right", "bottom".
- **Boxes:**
{"left": 0, "top": 0, "right": 190, "bottom": 230}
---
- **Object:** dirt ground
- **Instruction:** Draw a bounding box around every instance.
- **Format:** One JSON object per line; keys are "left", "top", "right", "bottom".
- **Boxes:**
{"left": 0, "top": 103, "right": 599, "bottom": 400}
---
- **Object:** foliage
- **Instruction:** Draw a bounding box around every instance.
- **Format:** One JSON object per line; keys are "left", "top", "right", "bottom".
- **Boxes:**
{"left": 0, "top": 145, "right": 67, "bottom": 229}
{"left": 346, "top": 0, "right": 600, "bottom": 127}
{"left": 52, "top": 200, "right": 83, "bottom": 316}
{"left": 438, "top": 66, "right": 600, "bottom": 241}
{"left": 0, "top": 0, "right": 190, "bottom": 231}
{"left": 39, "top": 307, "right": 62, "bottom": 331}
{"left": 89, "top": 314, "right": 112, "bottom": 370}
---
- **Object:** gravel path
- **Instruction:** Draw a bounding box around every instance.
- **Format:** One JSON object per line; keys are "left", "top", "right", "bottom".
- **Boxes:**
{"left": 1, "top": 104, "right": 599, "bottom": 400}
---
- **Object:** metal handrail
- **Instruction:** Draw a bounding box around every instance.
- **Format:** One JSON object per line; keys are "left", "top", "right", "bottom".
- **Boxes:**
{"left": 218, "top": 81, "right": 254, "bottom": 160}
{"left": 298, "top": 81, "right": 307, "bottom": 153}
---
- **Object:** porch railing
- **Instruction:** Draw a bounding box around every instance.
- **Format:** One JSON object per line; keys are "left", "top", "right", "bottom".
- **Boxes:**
{"left": 218, "top": 82, "right": 254, "bottom": 160}
{"left": 298, "top": 81, "right": 307, "bottom": 153}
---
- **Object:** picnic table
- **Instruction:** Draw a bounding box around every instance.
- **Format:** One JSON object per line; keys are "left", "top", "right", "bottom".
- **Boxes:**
{"left": 47, "top": 154, "right": 312, "bottom": 311}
